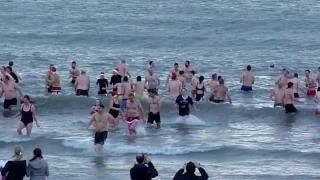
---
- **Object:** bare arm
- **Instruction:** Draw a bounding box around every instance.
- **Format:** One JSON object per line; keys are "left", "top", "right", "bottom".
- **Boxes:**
{"left": 240, "top": 73, "right": 243, "bottom": 83}
{"left": 0, "top": 87, "right": 3, "bottom": 98}
{"left": 31, "top": 106, "right": 39, "bottom": 126}
{"left": 252, "top": 75, "right": 255, "bottom": 84}
{"left": 105, "top": 84, "right": 118, "bottom": 90}
{"left": 226, "top": 88, "right": 232, "bottom": 104}
{"left": 74, "top": 78, "right": 78, "bottom": 89}
{"left": 137, "top": 101, "right": 145, "bottom": 120}
{"left": 14, "top": 83, "right": 23, "bottom": 97}
{"left": 88, "top": 77, "right": 90, "bottom": 91}
{"left": 269, "top": 89, "right": 275, "bottom": 99}
{"left": 11, "top": 108, "right": 22, "bottom": 119}
{"left": 313, "top": 95, "right": 318, "bottom": 103}
{"left": 157, "top": 97, "right": 162, "bottom": 112}
{"left": 156, "top": 76, "right": 160, "bottom": 87}
{"left": 88, "top": 115, "right": 95, "bottom": 128}
{"left": 166, "top": 72, "right": 171, "bottom": 86}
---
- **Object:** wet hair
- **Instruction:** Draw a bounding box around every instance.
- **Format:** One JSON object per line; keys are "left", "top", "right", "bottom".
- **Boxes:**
{"left": 199, "top": 76, "right": 204, "bottom": 83}
{"left": 294, "top": 73, "right": 298, "bottom": 78}
{"left": 129, "top": 93, "right": 134, "bottom": 97}
{"left": 123, "top": 76, "right": 129, "bottom": 82}
{"left": 99, "top": 104, "right": 105, "bottom": 109}
{"left": 137, "top": 76, "right": 141, "bottom": 81}
{"left": 190, "top": 70, "right": 196, "bottom": 75}
{"left": 94, "top": 99, "right": 101, "bottom": 106}
{"left": 174, "top": 63, "right": 178, "bottom": 66}
{"left": 9, "top": 61, "right": 13, "bottom": 66}
{"left": 72, "top": 61, "right": 76, "bottom": 64}
{"left": 179, "top": 70, "right": 184, "bottom": 75}
{"left": 247, "top": 65, "right": 251, "bottom": 71}
{"left": 136, "top": 154, "right": 145, "bottom": 164}
{"left": 212, "top": 73, "right": 217, "bottom": 80}
{"left": 30, "top": 148, "right": 43, "bottom": 161}
{"left": 219, "top": 78, "right": 224, "bottom": 85}
{"left": 282, "top": 68, "right": 287, "bottom": 71}
{"left": 6, "top": 66, "right": 12, "bottom": 72}
{"left": 186, "top": 162, "right": 196, "bottom": 173}
{"left": 305, "top": 70, "right": 310, "bottom": 73}
{"left": 12, "top": 146, "right": 23, "bottom": 161}
{"left": 185, "top": 60, "right": 190, "bottom": 65}
{"left": 148, "top": 89, "right": 157, "bottom": 95}
{"left": 23, "top": 95, "right": 36, "bottom": 104}
{"left": 218, "top": 76, "right": 222, "bottom": 80}
{"left": 50, "top": 64, "right": 54, "bottom": 67}
{"left": 149, "top": 61, "right": 153, "bottom": 65}
{"left": 288, "top": 82, "right": 293, "bottom": 88}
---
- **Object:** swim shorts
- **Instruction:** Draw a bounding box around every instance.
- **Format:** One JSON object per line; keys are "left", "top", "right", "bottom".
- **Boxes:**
{"left": 4, "top": 98, "right": 17, "bottom": 109}
{"left": 307, "top": 90, "right": 316, "bottom": 96}
{"left": 127, "top": 117, "right": 139, "bottom": 129}
{"left": 94, "top": 131, "right": 108, "bottom": 145}
{"left": 135, "top": 96, "right": 142, "bottom": 101}
{"left": 120, "top": 99, "right": 127, "bottom": 111}
{"left": 285, "top": 104, "right": 297, "bottom": 114}
{"left": 212, "top": 99, "right": 224, "bottom": 103}
{"left": 46, "top": 84, "right": 52, "bottom": 93}
{"left": 191, "top": 90, "right": 197, "bottom": 95}
{"left": 148, "top": 112, "right": 161, "bottom": 124}
{"left": 71, "top": 80, "right": 76, "bottom": 84}
{"left": 294, "top": 93, "right": 299, "bottom": 98}
{"left": 241, "top": 85, "right": 253, "bottom": 92}
{"left": 76, "top": 89, "right": 89, "bottom": 96}
{"left": 51, "top": 87, "right": 61, "bottom": 94}
{"left": 179, "top": 109, "right": 190, "bottom": 117}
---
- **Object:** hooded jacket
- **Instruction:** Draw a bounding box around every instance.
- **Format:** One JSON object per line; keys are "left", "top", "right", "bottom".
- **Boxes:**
{"left": 26, "top": 158, "right": 49, "bottom": 180}
{"left": 130, "top": 162, "right": 158, "bottom": 180}
{"left": 1, "top": 160, "right": 26, "bottom": 180}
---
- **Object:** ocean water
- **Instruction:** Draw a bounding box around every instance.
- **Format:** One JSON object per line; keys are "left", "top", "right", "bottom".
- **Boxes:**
{"left": 1, "top": 0, "right": 320, "bottom": 179}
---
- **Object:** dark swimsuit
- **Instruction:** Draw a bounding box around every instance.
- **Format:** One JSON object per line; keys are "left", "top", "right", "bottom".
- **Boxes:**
{"left": 109, "top": 100, "right": 120, "bottom": 118}
{"left": 21, "top": 105, "right": 33, "bottom": 126}
{"left": 195, "top": 83, "right": 205, "bottom": 101}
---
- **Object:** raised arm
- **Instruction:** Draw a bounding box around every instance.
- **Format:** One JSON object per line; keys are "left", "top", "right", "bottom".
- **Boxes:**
{"left": 269, "top": 89, "right": 275, "bottom": 100}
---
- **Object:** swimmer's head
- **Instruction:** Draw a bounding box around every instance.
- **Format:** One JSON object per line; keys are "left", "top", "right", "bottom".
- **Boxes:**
{"left": 212, "top": 73, "right": 217, "bottom": 80}
{"left": 23, "top": 95, "right": 34, "bottom": 104}
{"left": 148, "top": 89, "right": 156, "bottom": 97}
{"left": 288, "top": 82, "right": 293, "bottom": 89}
{"left": 174, "top": 63, "right": 179, "bottom": 69}
{"left": 95, "top": 99, "right": 101, "bottom": 106}
{"left": 294, "top": 73, "right": 298, "bottom": 78}
{"left": 128, "top": 93, "right": 135, "bottom": 101}
{"left": 6, "top": 66, "right": 12, "bottom": 73}
{"left": 71, "top": 61, "right": 76, "bottom": 68}
{"left": 149, "top": 61, "right": 154, "bottom": 66}
{"left": 190, "top": 70, "right": 196, "bottom": 76}
{"left": 3, "top": 75, "right": 10, "bottom": 82}
{"left": 185, "top": 60, "right": 190, "bottom": 67}
{"left": 13, "top": 146, "right": 23, "bottom": 160}
{"left": 181, "top": 88, "right": 187, "bottom": 96}
{"left": 137, "top": 76, "right": 142, "bottom": 82}
{"left": 218, "top": 76, "right": 222, "bottom": 80}
{"left": 123, "top": 76, "right": 129, "bottom": 82}
{"left": 9, "top": 61, "right": 13, "bottom": 66}
{"left": 247, "top": 65, "right": 251, "bottom": 71}
{"left": 219, "top": 78, "right": 224, "bottom": 85}
{"left": 81, "top": 70, "right": 86, "bottom": 75}
{"left": 278, "top": 82, "right": 283, "bottom": 88}
{"left": 199, "top": 76, "right": 204, "bottom": 83}
{"left": 186, "top": 162, "right": 196, "bottom": 173}
{"left": 96, "top": 104, "right": 105, "bottom": 113}
{"left": 100, "top": 72, "right": 104, "bottom": 78}
{"left": 31, "top": 148, "right": 43, "bottom": 161}
{"left": 305, "top": 70, "right": 310, "bottom": 76}
{"left": 0, "top": 67, "right": 5, "bottom": 74}
{"left": 121, "top": 59, "right": 126, "bottom": 63}
{"left": 171, "top": 74, "right": 177, "bottom": 80}
{"left": 179, "top": 70, "right": 184, "bottom": 75}
{"left": 270, "top": 64, "right": 274, "bottom": 68}
{"left": 49, "top": 64, "right": 54, "bottom": 70}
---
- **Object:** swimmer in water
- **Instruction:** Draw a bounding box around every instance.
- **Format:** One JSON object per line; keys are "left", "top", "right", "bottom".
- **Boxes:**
{"left": 177, "top": 70, "right": 187, "bottom": 88}
{"left": 283, "top": 82, "right": 303, "bottom": 114}
{"left": 132, "top": 76, "right": 148, "bottom": 101}
{"left": 208, "top": 73, "right": 219, "bottom": 101}
{"left": 146, "top": 89, "right": 162, "bottom": 129}
{"left": 125, "top": 93, "right": 145, "bottom": 135}
{"left": 269, "top": 82, "right": 285, "bottom": 107}
{"left": 115, "top": 59, "right": 131, "bottom": 78}
{"left": 74, "top": 70, "right": 90, "bottom": 96}
{"left": 90, "top": 99, "right": 102, "bottom": 115}
{"left": 269, "top": 64, "right": 275, "bottom": 70}
{"left": 184, "top": 60, "right": 196, "bottom": 84}
{"left": 195, "top": 76, "right": 205, "bottom": 101}
{"left": 45, "top": 64, "right": 54, "bottom": 93}
{"left": 109, "top": 92, "right": 121, "bottom": 127}
{"left": 50, "top": 67, "right": 62, "bottom": 94}
{"left": 8, "top": 61, "right": 22, "bottom": 81}
{"left": 212, "top": 79, "right": 232, "bottom": 104}
{"left": 96, "top": 72, "right": 109, "bottom": 95}
{"left": 69, "top": 61, "right": 80, "bottom": 84}
{"left": 5, "top": 66, "right": 19, "bottom": 83}
{"left": 11, "top": 95, "right": 39, "bottom": 136}
{"left": 175, "top": 88, "right": 199, "bottom": 120}
{"left": 240, "top": 65, "right": 254, "bottom": 92}
{"left": 0, "top": 75, "right": 23, "bottom": 111}
{"left": 289, "top": 73, "right": 304, "bottom": 98}
{"left": 167, "top": 74, "right": 182, "bottom": 98}
{"left": 88, "top": 104, "right": 113, "bottom": 153}
{"left": 313, "top": 89, "right": 320, "bottom": 115}
{"left": 305, "top": 70, "right": 317, "bottom": 96}
{"left": 166, "top": 63, "right": 179, "bottom": 86}
{"left": 145, "top": 69, "right": 160, "bottom": 95}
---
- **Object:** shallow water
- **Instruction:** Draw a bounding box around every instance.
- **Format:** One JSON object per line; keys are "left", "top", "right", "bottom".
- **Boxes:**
{"left": 1, "top": 0, "right": 320, "bottom": 179}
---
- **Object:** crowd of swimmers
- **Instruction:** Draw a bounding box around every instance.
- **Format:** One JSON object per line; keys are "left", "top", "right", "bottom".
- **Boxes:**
{"left": 1, "top": 60, "right": 320, "bottom": 152}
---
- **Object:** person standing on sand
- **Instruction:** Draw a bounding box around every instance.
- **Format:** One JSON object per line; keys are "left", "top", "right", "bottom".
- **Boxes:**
{"left": 240, "top": 65, "right": 254, "bottom": 92}
{"left": 74, "top": 70, "right": 90, "bottom": 96}
{"left": 69, "top": 61, "right": 80, "bottom": 84}
{"left": 88, "top": 104, "right": 113, "bottom": 153}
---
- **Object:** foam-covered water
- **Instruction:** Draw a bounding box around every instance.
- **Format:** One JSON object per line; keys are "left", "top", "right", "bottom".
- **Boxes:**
{"left": 1, "top": 0, "right": 320, "bottom": 179}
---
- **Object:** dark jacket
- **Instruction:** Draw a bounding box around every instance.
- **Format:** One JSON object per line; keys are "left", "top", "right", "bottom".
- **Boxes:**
{"left": 173, "top": 167, "right": 209, "bottom": 180}
{"left": 1, "top": 160, "right": 27, "bottom": 180}
{"left": 130, "top": 162, "right": 158, "bottom": 180}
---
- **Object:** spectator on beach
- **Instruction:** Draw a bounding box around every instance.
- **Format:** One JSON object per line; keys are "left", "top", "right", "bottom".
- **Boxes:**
{"left": 27, "top": 148, "right": 50, "bottom": 180}
{"left": 173, "top": 162, "right": 209, "bottom": 180}
{"left": 1, "top": 146, "right": 27, "bottom": 180}
{"left": 130, "top": 154, "right": 158, "bottom": 180}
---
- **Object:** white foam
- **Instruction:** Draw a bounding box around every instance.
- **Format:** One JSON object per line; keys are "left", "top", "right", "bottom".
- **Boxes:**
{"left": 0, "top": 136, "right": 32, "bottom": 143}
{"left": 174, "top": 115, "right": 206, "bottom": 125}
{"left": 135, "top": 125, "right": 147, "bottom": 136}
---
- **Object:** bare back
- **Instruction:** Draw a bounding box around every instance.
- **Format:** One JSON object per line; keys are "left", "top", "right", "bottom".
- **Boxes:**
{"left": 134, "top": 82, "right": 146, "bottom": 97}
{"left": 241, "top": 71, "right": 254, "bottom": 86}
{"left": 214, "top": 85, "right": 227, "bottom": 100}
{"left": 284, "top": 89, "right": 294, "bottom": 104}
{"left": 76, "top": 75, "right": 90, "bottom": 90}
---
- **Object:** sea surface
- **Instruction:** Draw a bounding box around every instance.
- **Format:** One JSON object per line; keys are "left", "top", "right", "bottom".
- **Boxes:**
{"left": 1, "top": 0, "right": 320, "bottom": 179}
